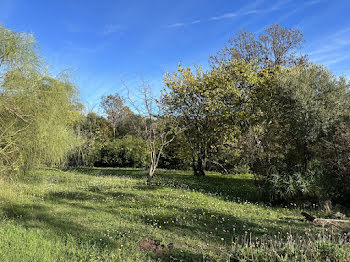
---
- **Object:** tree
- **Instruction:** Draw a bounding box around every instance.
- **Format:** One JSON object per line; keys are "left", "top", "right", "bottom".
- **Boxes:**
{"left": 211, "top": 23, "right": 307, "bottom": 68}
{"left": 273, "top": 65, "right": 349, "bottom": 171}
{"left": 69, "top": 112, "right": 113, "bottom": 167}
{"left": 124, "top": 79, "right": 179, "bottom": 184}
{"left": 320, "top": 117, "right": 350, "bottom": 205}
{"left": 100, "top": 93, "right": 129, "bottom": 138}
{"left": 0, "top": 25, "right": 80, "bottom": 175}
{"left": 241, "top": 65, "right": 350, "bottom": 201}
{"left": 162, "top": 61, "right": 273, "bottom": 176}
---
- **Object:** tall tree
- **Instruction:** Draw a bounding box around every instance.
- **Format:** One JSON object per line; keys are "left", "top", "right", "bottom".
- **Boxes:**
{"left": 100, "top": 93, "right": 129, "bottom": 138}
{"left": 211, "top": 24, "right": 307, "bottom": 68}
{"left": 162, "top": 61, "right": 273, "bottom": 176}
{"left": 0, "top": 25, "right": 80, "bottom": 175}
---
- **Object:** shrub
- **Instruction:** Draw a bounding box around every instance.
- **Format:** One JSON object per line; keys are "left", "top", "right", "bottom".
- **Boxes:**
{"left": 319, "top": 118, "right": 350, "bottom": 206}
{"left": 99, "top": 136, "right": 147, "bottom": 168}
{"left": 263, "top": 163, "right": 322, "bottom": 202}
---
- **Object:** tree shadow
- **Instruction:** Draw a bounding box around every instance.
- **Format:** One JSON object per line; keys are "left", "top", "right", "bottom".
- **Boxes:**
{"left": 158, "top": 248, "right": 216, "bottom": 262}
{"left": 0, "top": 172, "right": 319, "bottom": 262}
{"left": 70, "top": 167, "right": 148, "bottom": 179}
{"left": 0, "top": 201, "right": 123, "bottom": 250}
{"left": 71, "top": 167, "right": 263, "bottom": 203}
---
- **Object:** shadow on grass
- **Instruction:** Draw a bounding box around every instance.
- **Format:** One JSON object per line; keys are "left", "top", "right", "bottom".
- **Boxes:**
{"left": 70, "top": 167, "right": 263, "bottom": 203}
{"left": 158, "top": 249, "right": 216, "bottom": 262}
{"left": 71, "top": 167, "right": 148, "bottom": 179}
{"left": 0, "top": 202, "right": 120, "bottom": 250}
{"left": 0, "top": 178, "right": 316, "bottom": 262}
{"left": 1, "top": 167, "right": 320, "bottom": 261}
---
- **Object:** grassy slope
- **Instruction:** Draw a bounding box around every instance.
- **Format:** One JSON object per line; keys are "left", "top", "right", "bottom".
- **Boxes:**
{"left": 0, "top": 168, "right": 348, "bottom": 261}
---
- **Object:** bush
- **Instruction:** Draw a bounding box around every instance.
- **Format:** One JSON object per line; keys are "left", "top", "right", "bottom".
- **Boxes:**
{"left": 319, "top": 118, "right": 350, "bottom": 206}
{"left": 99, "top": 136, "right": 147, "bottom": 168}
{"left": 263, "top": 163, "right": 322, "bottom": 202}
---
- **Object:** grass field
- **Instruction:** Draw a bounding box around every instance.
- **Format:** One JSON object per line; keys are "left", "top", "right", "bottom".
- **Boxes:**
{"left": 0, "top": 168, "right": 349, "bottom": 261}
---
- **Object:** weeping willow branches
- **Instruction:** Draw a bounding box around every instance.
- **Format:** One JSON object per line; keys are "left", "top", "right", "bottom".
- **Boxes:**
{"left": 0, "top": 25, "right": 80, "bottom": 176}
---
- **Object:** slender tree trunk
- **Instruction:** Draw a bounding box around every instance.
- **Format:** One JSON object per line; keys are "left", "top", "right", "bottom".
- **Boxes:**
{"left": 147, "top": 161, "right": 153, "bottom": 185}
{"left": 192, "top": 145, "right": 206, "bottom": 177}
{"left": 113, "top": 126, "right": 116, "bottom": 138}
{"left": 147, "top": 165, "right": 155, "bottom": 185}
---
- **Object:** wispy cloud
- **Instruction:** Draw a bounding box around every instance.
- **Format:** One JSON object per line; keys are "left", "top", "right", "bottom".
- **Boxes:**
{"left": 165, "top": 22, "right": 186, "bottom": 28}
{"left": 103, "top": 24, "right": 124, "bottom": 35}
{"left": 210, "top": 12, "right": 237, "bottom": 21}
{"left": 211, "top": 0, "right": 293, "bottom": 21}
{"left": 190, "top": 20, "right": 201, "bottom": 24}
{"left": 165, "top": 0, "right": 294, "bottom": 29}
{"left": 305, "top": 0, "right": 323, "bottom": 6}
{"left": 164, "top": 19, "right": 201, "bottom": 28}
{"left": 308, "top": 27, "right": 350, "bottom": 67}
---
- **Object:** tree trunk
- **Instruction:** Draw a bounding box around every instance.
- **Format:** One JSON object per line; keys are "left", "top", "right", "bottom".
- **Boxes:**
{"left": 195, "top": 155, "right": 206, "bottom": 176}
{"left": 147, "top": 166, "right": 155, "bottom": 185}
{"left": 192, "top": 146, "right": 206, "bottom": 177}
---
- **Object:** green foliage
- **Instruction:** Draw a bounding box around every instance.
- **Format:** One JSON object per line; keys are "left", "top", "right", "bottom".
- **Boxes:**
{"left": 244, "top": 65, "right": 350, "bottom": 201}
{"left": 264, "top": 167, "right": 320, "bottom": 202}
{"left": 68, "top": 112, "right": 113, "bottom": 167}
{"left": 319, "top": 117, "right": 350, "bottom": 205}
{"left": 0, "top": 25, "right": 80, "bottom": 175}
{"left": 162, "top": 61, "right": 272, "bottom": 176}
{"left": 100, "top": 93, "right": 130, "bottom": 138}
{"left": 158, "top": 132, "right": 192, "bottom": 170}
{"left": 99, "top": 136, "right": 147, "bottom": 168}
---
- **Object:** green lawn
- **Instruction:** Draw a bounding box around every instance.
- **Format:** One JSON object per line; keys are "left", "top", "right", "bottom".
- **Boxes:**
{"left": 0, "top": 168, "right": 348, "bottom": 261}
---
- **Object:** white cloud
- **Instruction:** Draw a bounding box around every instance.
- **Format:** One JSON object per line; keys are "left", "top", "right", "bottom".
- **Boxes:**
{"left": 191, "top": 20, "right": 201, "bottom": 24}
{"left": 210, "top": 12, "right": 237, "bottom": 21}
{"left": 308, "top": 27, "right": 350, "bottom": 67}
{"left": 165, "top": 22, "right": 185, "bottom": 28}
{"left": 165, "top": 20, "right": 201, "bottom": 28}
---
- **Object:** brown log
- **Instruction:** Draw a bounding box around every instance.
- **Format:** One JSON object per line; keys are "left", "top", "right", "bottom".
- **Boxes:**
{"left": 301, "top": 212, "right": 316, "bottom": 221}
{"left": 301, "top": 212, "right": 350, "bottom": 227}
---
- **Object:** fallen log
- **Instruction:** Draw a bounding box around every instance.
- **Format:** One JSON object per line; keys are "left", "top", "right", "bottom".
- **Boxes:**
{"left": 301, "top": 212, "right": 350, "bottom": 228}
{"left": 301, "top": 212, "right": 316, "bottom": 222}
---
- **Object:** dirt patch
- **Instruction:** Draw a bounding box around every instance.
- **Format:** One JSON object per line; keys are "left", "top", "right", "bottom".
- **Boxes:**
{"left": 139, "top": 238, "right": 175, "bottom": 254}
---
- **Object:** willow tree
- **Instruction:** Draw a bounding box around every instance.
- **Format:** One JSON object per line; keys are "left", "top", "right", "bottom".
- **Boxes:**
{"left": 0, "top": 25, "right": 80, "bottom": 175}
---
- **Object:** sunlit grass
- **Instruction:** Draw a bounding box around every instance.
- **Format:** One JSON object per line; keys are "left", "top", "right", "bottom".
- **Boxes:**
{"left": 0, "top": 168, "right": 348, "bottom": 261}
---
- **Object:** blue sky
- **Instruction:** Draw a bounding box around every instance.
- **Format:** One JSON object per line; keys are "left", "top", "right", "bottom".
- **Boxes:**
{"left": 1, "top": 0, "right": 350, "bottom": 108}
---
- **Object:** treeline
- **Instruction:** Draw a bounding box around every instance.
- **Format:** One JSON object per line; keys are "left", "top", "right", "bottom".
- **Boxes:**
{"left": 1, "top": 24, "right": 350, "bottom": 205}
{"left": 160, "top": 24, "right": 350, "bottom": 205}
